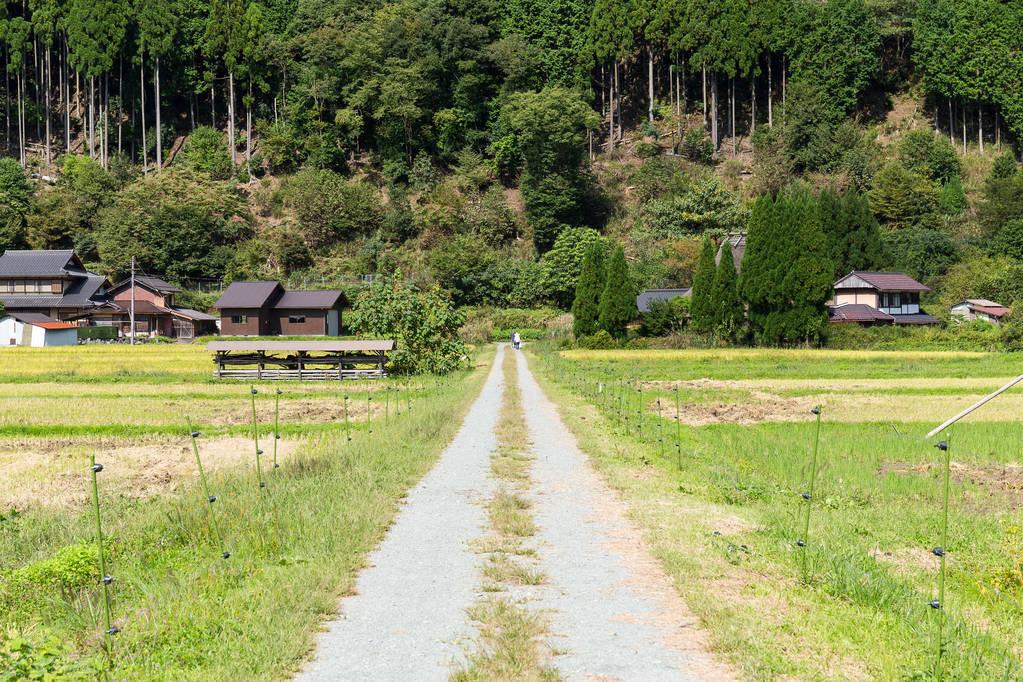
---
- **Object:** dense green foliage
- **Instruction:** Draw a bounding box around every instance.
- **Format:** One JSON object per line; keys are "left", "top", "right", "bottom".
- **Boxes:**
{"left": 597, "top": 245, "right": 634, "bottom": 339}
{"left": 571, "top": 241, "right": 606, "bottom": 338}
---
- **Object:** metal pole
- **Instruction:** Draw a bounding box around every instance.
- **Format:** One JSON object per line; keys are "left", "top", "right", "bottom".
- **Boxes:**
{"left": 90, "top": 454, "right": 117, "bottom": 670}
{"left": 129, "top": 256, "right": 135, "bottom": 345}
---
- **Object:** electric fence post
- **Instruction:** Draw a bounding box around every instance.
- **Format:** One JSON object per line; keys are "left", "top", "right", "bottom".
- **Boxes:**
{"left": 188, "top": 419, "right": 230, "bottom": 559}
{"left": 90, "top": 455, "right": 118, "bottom": 679}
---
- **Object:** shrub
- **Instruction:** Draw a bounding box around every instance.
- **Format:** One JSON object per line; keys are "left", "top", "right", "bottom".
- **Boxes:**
{"left": 990, "top": 151, "right": 1018, "bottom": 180}
{"left": 898, "top": 128, "right": 960, "bottom": 183}
{"left": 576, "top": 329, "right": 618, "bottom": 349}
{"left": 348, "top": 276, "right": 468, "bottom": 374}
{"left": 680, "top": 127, "right": 714, "bottom": 164}
{"left": 938, "top": 176, "right": 967, "bottom": 215}
{"left": 77, "top": 326, "right": 118, "bottom": 340}
{"left": 869, "top": 162, "right": 940, "bottom": 229}
{"left": 639, "top": 296, "right": 689, "bottom": 337}
{"left": 597, "top": 245, "right": 634, "bottom": 339}
{"left": 281, "top": 169, "right": 382, "bottom": 249}
{"left": 0, "top": 628, "right": 101, "bottom": 680}
{"left": 539, "top": 227, "right": 603, "bottom": 309}
{"left": 184, "top": 127, "right": 234, "bottom": 180}
{"left": 640, "top": 176, "right": 746, "bottom": 237}
{"left": 882, "top": 227, "right": 957, "bottom": 282}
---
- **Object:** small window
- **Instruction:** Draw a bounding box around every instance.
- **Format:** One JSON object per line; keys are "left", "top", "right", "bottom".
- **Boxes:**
{"left": 288, "top": 315, "right": 306, "bottom": 324}
{"left": 231, "top": 315, "right": 248, "bottom": 324}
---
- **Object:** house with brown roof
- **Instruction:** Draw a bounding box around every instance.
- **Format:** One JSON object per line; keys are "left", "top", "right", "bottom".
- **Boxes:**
{"left": 214, "top": 281, "right": 345, "bottom": 336}
{"left": 950, "top": 299, "right": 1010, "bottom": 325}
{"left": 0, "top": 249, "right": 108, "bottom": 320}
{"left": 83, "top": 275, "right": 218, "bottom": 339}
{"left": 828, "top": 271, "right": 939, "bottom": 326}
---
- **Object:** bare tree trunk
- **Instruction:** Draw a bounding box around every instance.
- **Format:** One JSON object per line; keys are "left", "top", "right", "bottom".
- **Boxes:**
{"left": 140, "top": 60, "right": 148, "bottom": 174}
{"left": 211, "top": 82, "right": 216, "bottom": 127}
{"left": 117, "top": 56, "right": 123, "bottom": 155}
{"left": 608, "top": 62, "right": 615, "bottom": 149}
{"left": 781, "top": 55, "right": 786, "bottom": 115}
{"left": 228, "top": 70, "right": 236, "bottom": 165}
{"left": 647, "top": 46, "right": 654, "bottom": 123}
{"left": 961, "top": 100, "right": 966, "bottom": 153}
{"left": 996, "top": 110, "right": 1000, "bottom": 147}
{"left": 767, "top": 55, "right": 773, "bottom": 127}
{"left": 45, "top": 48, "right": 52, "bottom": 165}
{"left": 978, "top": 102, "right": 983, "bottom": 153}
{"left": 676, "top": 56, "right": 683, "bottom": 143}
{"left": 88, "top": 77, "right": 95, "bottom": 158}
{"left": 17, "top": 72, "right": 24, "bottom": 165}
{"left": 614, "top": 60, "right": 621, "bottom": 145}
{"left": 711, "top": 75, "right": 718, "bottom": 150}
{"left": 64, "top": 40, "right": 70, "bottom": 153}
{"left": 730, "top": 76, "right": 736, "bottom": 157}
{"left": 155, "top": 56, "right": 163, "bottom": 171}
{"left": 702, "top": 63, "right": 707, "bottom": 128}
{"left": 246, "top": 84, "right": 252, "bottom": 178}
{"left": 750, "top": 73, "right": 756, "bottom": 137}
{"left": 948, "top": 98, "right": 953, "bottom": 145}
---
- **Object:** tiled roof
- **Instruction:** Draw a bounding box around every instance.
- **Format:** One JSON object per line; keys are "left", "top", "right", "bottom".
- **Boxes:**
{"left": 636, "top": 288, "right": 691, "bottom": 313}
{"left": 0, "top": 249, "right": 78, "bottom": 276}
{"left": 171, "top": 308, "right": 218, "bottom": 321}
{"left": 971, "top": 305, "right": 1009, "bottom": 318}
{"left": 829, "top": 304, "right": 894, "bottom": 323}
{"left": 111, "top": 275, "right": 180, "bottom": 293}
{"left": 214, "top": 281, "right": 283, "bottom": 309}
{"left": 836, "top": 271, "right": 930, "bottom": 293}
{"left": 274, "top": 290, "right": 345, "bottom": 310}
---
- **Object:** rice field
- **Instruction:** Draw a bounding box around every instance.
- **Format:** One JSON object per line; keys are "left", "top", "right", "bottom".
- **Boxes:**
{"left": 537, "top": 347, "right": 1023, "bottom": 680}
{"left": 0, "top": 343, "right": 490, "bottom": 679}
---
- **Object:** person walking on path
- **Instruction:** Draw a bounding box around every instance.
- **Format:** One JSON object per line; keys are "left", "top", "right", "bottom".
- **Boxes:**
{"left": 512, "top": 331, "right": 521, "bottom": 350}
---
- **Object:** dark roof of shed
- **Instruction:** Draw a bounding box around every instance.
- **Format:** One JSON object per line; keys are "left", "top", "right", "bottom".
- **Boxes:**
{"left": 274, "top": 290, "right": 345, "bottom": 310}
{"left": 636, "top": 288, "right": 691, "bottom": 313}
{"left": 214, "top": 281, "right": 283, "bottom": 309}
{"left": 829, "top": 304, "right": 894, "bottom": 323}
{"left": 714, "top": 234, "right": 746, "bottom": 273}
{"left": 835, "top": 271, "right": 930, "bottom": 293}
{"left": 0, "top": 249, "right": 81, "bottom": 276}
{"left": 171, "top": 308, "right": 218, "bottom": 322}
{"left": 5, "top": 312, "right": 58, "bottom": 323}
{"left": 892, "top": 312, "right": 941, "bottom": 325}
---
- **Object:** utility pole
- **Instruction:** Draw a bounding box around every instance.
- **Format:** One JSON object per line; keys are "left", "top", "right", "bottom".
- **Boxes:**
{"left": 130, "top": 256, "right": 136, "bottom": 346}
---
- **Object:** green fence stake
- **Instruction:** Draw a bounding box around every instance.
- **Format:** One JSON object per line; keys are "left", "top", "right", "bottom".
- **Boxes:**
{"left": 90, "top": 454, "right": 117, "bottom": 676}
{"left": 344, "top": 395, "right": 352, "bottom": 442}
{"left": 656, "top": 398, "right": 664, "bottom": 459}
{"left": 932, "top": 436, "right": 953, "bottom": 681}
{"left": 797, "top": 405, "right": 823, "bottom": 577}
{"left": 674, "top": 386, "right": 683, "bottom": 470}
{"left": 385, "top": 386, "right": 390, "bottom": 424}
{"left": 273, "top": 389, "right": 281, "bottom": 470}
{"left": 250, "top": 387, "right": 266, "bottom": 491}
{"left": 188, "top": 418, "right": 229, "bottom": 559}
{"left": 367, "top": 391, "right": 373, "bottom": 434}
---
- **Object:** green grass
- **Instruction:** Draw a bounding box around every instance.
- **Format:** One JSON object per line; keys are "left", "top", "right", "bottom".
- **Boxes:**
{"left": 0, "top": 349, "right": 492, "bottom": 679}
{"left": 536, "top": 347, "right": 1023, "bottom": 680}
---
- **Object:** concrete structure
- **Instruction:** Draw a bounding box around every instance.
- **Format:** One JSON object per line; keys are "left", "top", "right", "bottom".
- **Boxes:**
{"left": 950, "top": 299, "right": 1010, "bottom": 325}
{"left": 1, "top": 313, "right": 78, "bottom": 346}
{"left": 829, "top": 271, "right": 939, "bottom": 325}
{"left": 636, "top": 288, "right": 691, "bottom": 313}
{"left": 214, "top": 281, "right": 345, "bottom": 336}
{"left": 0, "top": 250, "right": 108, "bottom": 320}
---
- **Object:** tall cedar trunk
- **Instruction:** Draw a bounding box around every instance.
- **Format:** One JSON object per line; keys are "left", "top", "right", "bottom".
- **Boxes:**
{"left": 88, "top": 77, "right": 95, "bottom": 158}
{"left": 228, "top": 70, "right": 236, "bottom": 165}
{"left": 155, "top": 56, "right": 163, "bottom": 170}
{"left": 948, "top": 98, "right": 954, "bottom": 145}
{"left": 767, "top": 55, "right": 773, "bottom": 127}
{"left": 117, "top": 57, "right": 123, "bottom": 155}
{"left": 961, "top": 100, "right": 966, "bottom": 153}
{"left": 978, "top": 103, "right": 983, "bottom": 153}
{"left": 64, "top": 40, "right": 70, "bottom": 152}
{"left": 244, "top": 79, "right": 250, "bottom": 177}
{"left": 607, "top": 62, "right": 614, "bottom": 149}
{"left": 140, "top": 60, "right": 148, "bottom": 173}
{"left": 676, "top": 56, "right": 683, "bottom": 143}
{"left": 647, "top": 46, "right": 654, "bottom": 123}
{"left": 35, "top": 38, "right": 41, "bottom": 140}
{"left": 614, "top": 60, "right": 621, "bottom": 145}
{"left": 45, "top": 48, "right": 51, "bottom": 164}
{"left": 5, "top": 46, "right": 10, "bottom": 147}
{"left": 17, "top": 72, "right": 24, "bottom": 165}
{"left": 702, "top": 63, "right": 707, "bottom": 127}
{"left": 996, "top": 111, "right": 1000, "bottom": 147}
{"left": 711, "top": 75, "right": 718, "bottom": 150}
{"left": 781, "top": 55, "right": 786, "bottom": 114}
{"left": 750, "top": 73, "right": 756, "bottom": 136}
{"left": 730, "top": 76, "right": 736, "bottom": 157}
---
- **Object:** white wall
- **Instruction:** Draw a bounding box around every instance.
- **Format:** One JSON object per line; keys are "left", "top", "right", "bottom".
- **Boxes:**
{"left": 0, "top": 317, "right": 18, "bottom": 346}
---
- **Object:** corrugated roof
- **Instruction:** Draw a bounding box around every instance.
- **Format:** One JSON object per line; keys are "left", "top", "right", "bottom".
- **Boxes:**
{"left": 892, "top": 312, "right": 940, "bottom": 325}
{"left": 636, "top": 288, "right": 691, "bottom": 313}
{"left": 2, "top": 311, "right": 76, "bottom": 329}
{"left": 828, "top": 304, "right": 894, "bottom": 323}
{"left": 171, "top": 308, "right": 218, "bottom": 321}
{"left": 274, "top": 290, "right": 345, "bottom": 310}
{"left": 207, "top": 340, "right": 395, "bottom": 352}
{"left": 35, "top": 321, "right": 77, "bottom": 330}
{"left": 0, "top": 249, "right": 79, "bottom": 276}
{"left": 836, "top": 271, "right": 930, "bottom": 293}
{"left": 963, "top": 298, "right": 1002, "bottom": 307}
{"left": 971, "top": 305, "right": 1010, "bottom": 317}
{"left": 214, "top": 281, "right": 283, "bottom": 309}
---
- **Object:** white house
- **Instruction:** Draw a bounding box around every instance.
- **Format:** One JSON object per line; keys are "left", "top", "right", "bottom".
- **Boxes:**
{"left": 0, "top": 313, "right": 78, "bottom": 347}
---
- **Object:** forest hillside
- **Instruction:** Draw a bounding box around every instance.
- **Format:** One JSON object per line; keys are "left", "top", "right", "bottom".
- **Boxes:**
{"left": 2, "top": 0, "right": 1023, "bottom": 345}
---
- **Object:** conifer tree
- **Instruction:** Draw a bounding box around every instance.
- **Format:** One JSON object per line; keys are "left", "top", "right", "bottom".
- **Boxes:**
{"left": 712, "top": 245, "right": 743, "bottom": 340}
{"left": 572, "top": 241, "right": 606, "bottom": 338}
{"left": 690, "top": 237, "right": 717, "bottom": 331}
{"left": 597, "top": 245, "right": 634, "bottom": 339}
{"left": 740, "top": 190, "right": 834, "bottom": 345}
{"left": 820, "top": 188, "right": 885, "bottom": 278}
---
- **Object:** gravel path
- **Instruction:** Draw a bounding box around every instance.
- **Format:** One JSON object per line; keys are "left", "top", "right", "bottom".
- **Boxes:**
{"left": 515, "top": 349, "right": 734, "bottom": 681}
{"left": 297, "top": 346, "right": 504, "bottom": 682}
